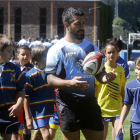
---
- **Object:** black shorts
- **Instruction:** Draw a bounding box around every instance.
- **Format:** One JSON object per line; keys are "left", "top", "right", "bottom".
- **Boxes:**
{"left": 0, "top": 105, "right": 19, "bottom": 135}
{"left": 131, "top": 133, "right": 140, "bottom": 140}
{"left": 56, "top": 102, "right": 104, "bottom": 132}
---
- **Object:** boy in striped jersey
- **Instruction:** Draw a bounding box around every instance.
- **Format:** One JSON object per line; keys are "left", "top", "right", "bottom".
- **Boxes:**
{"left": 0, "top": 34, "right": 26, "bottom": 140}
{"left": 24, "top": 45, "right": 54, "bottom": 140}
{"left": 16, "top": 45, "right": 33, "bottom": 140}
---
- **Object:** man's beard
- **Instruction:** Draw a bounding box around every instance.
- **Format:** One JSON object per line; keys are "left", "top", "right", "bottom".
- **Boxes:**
{"left": 70, "top": 28, "right": 85, "bottom": 40}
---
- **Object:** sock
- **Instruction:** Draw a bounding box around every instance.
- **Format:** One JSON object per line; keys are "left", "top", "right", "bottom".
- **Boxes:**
{"left": 115, "top": 129, "right": 123, "bottom": 140}
{"left": 23, "top": 129, "right": 31, "bottom": 140}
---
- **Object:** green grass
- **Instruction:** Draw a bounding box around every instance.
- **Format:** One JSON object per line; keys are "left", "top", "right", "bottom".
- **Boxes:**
{"left": 0, "top": 71, "right": 137, "bottom": 140}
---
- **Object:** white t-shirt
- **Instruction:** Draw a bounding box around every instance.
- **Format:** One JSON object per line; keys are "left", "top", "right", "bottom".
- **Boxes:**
{"left": 18, "top": 39, "right": 27, "bottom": 46}
{"left": 127, "top": 61, "right": 135, "bottom": 71}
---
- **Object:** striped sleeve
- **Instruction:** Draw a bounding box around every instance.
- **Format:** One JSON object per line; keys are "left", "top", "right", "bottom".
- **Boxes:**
{"left": 15, "top": 65, "right": 27, "bottom": 91}
{"left": 24, "top": 72, "right": 33, "bottom": 95}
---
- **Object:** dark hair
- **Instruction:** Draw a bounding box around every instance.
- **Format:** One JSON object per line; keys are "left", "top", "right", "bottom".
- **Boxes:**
{"left": 135, "top": 56, "right": 140, "bottom": 66}
{"left": 45, "top": 39, "right": 48, "bottom": 42}
{"left": 106, "top": 38, "right": 123, "bottom": 52}
{"left": 22, "top": 35, "right": 25, "bottom": 39}
{"left": 36, "top": 37, "right": 39, "bottom": 41}
{"left": 62, "top": 7, "right": 84, "bottom": 25}
{"left": 0, "top": 34, "right": 14, "bottom": 51}
{"left": 12, "top": 50, "right": 15, "bottom": 60}
{"left": 130, "top": 57, "right": 134, "bottom": 61}
{"left": 105, "top": 43, "right": 119, "bottom": 53}
{"left": 17, "top": 45, "right": 31, "bottom": 54}
{"left": 31, "top": 45, "right": 48, "bottom": 65}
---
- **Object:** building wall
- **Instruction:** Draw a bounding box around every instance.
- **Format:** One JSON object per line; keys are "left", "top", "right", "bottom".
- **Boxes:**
{"left": 0, "top": 1, "right": 100, "bottom": 44}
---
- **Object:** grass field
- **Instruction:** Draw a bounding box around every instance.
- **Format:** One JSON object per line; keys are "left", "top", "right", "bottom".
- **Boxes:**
{"left": 0, "top": 71, "right": 137, "bottom": 140}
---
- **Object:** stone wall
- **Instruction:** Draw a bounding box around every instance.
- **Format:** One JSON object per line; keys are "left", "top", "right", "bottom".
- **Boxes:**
{"left": 0, "top": 1, "right": 100, "bottom": 44}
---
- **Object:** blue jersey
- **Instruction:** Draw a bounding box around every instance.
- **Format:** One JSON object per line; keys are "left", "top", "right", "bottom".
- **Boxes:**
{"left": 45, "top": 38, "right": 99, "bottom": 107}
{"left": 24, "top": 67, "right": 54, "bottom": 120}
{"left": 124, "top": 78, "right": 140, "bottom": 130}
{"left": 0, "top": 62, "right": 26, "bottom": 107}
{"left": 16, "top": 62, "right": 33, "bottom": 74}
{"left": 117, "top": 56, "right": 129, "bottom": 79}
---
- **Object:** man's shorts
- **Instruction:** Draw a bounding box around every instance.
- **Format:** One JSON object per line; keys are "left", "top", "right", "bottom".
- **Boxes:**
{"left": 130, "top": 128, "right": 140, "bottom": 140}
{"left": 33, "top": 117, "right": 50, "bottom": 130}
{"left": 49, "top": 112, "right": 60, "bottom": 129}
{"left": 102, "top": 116, "right": 120, "bottom": 122}
{"left": 0, "top": 105, "right": 19, "bottom": 135}
{"left": 18, "top": 123, "right": 24, "bottom": 135}
{"left": 56, "top": 102, "right": 104, "bottom": 132}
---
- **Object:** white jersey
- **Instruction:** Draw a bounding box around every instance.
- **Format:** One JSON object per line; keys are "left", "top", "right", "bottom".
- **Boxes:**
{"left": 127, "top": 61, "right": 135, "bottom": 71}
{"left": 18, "top": 39, "right": 27, "bottom": 46}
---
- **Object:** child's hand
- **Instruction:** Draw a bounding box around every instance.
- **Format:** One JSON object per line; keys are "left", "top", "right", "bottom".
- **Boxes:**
{"left": 26, "top": 118, "right": 34, "bottom": 130}
{"left": 116, "top": 123, "right": 124, "bottom": 138}
{"left": 8, "top": 104, "right": 21, "bottom": 117}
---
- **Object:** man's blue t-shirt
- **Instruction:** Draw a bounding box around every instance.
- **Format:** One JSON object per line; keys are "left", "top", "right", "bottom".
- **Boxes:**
{"left": 124, "top": 78, "right": 140, "bottom": 135}
{"left": 117, "top": 56, "right": 129, "bottom": 79}
{"left": 45, "top": 38, "right": 99, "bottom": 107}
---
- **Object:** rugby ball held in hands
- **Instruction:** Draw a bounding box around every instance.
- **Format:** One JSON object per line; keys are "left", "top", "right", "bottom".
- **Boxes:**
{"left": 83, "top": 51, "right": 105, "bottom": 75}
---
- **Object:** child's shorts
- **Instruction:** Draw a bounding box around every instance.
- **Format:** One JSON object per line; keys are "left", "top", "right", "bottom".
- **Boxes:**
{"left": 33, "top": 117, "right": 50, "bottom": 130}
{"left": 18, "top": 123, "right": 24, "bottom": 135}
{"left": 49, "top": 112, "right": 60, "bottom": 129}
{"left": 102, "top": 116, "right": 120, "bottom": 122}
{"left": 0, "top": 105, "right": 19, "bottom": 135}
{"left": 130, "top": 129, "right": 140, "bottom": 140}
{"left": 131, "top": 133, "right": 140, "bottom": 140}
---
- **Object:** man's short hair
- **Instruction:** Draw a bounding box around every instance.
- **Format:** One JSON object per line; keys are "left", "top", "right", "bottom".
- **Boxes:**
{"left": 22, "top": 35, "right": 25, "bottom": 39}
{"left": 36, "top": 37, "right": 39, "bottom": 41}
{"left": 31, "top": 45, "right": 48, "bottom": 65}
{"left": 17, "top": 45, "right": 31, "bottom": 54}
{"left": 0, "top": 34, "right": 14, "bottom": 51}
{"left": 62, "top": 7, "right": 84, "bottom": 25}
{"left": 130, "top": 57, "right": 134, "bottom": 61}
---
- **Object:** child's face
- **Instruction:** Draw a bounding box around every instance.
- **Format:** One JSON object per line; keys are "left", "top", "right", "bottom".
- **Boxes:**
{"left": 135, "top": 65, "right": 140, "bottom": 79}
{"left": 0, "top": 46, "right": 13, "bottom": 63}
{"left": 17, "top": 49, "right": 30, "bottom": 66}
{"left": 105, "top": 45, "right": 118, "bottom": 62}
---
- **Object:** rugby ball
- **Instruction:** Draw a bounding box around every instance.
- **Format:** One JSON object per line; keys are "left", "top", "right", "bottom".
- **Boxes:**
{"left": 83, "top": 51, "right": 105, "bottom": 75}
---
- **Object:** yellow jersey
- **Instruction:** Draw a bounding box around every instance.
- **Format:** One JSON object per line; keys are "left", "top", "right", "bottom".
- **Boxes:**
{"left": 97, "top": 63, "right": 125, "bottom": 117}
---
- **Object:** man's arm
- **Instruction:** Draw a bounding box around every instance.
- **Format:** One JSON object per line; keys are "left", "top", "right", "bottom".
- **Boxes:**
{"left": 47, "top": 74, "right": 89, "bottom": 90}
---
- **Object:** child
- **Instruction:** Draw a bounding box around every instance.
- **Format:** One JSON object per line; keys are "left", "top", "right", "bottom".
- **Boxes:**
{"left": 116, "top": 56, "right": 140, "bottom": 140}
{"left": 96, "top": 42, "right": 125, "bottom": 140}
{"left": 0, "top": 34, "right": 26, "bottom": 140}
{"left": 16, "top": 45, "right": 34, "bottom": 140}
{"left": 24, "top": 45, "right": 55, "bottom": 140}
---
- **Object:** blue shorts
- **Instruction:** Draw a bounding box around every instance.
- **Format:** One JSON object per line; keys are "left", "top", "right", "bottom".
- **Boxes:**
{"left": 49, "top": 112, "right": 60, "bottom": 129}
{"left": 0, "top": 105, "right": 19, "bottom": 135}
{"left": 18, "top": 123, "right": 24, "bottom": 134}
{"left": 102, "top": 116, "right": 120, "bottom": 122}
{"left": 33, "top": 117, "right": 50, "bottom": 130}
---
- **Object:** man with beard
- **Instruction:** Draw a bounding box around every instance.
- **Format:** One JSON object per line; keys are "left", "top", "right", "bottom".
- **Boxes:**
{"left": 45, "top": 7, "right": 116, "bottom": 140}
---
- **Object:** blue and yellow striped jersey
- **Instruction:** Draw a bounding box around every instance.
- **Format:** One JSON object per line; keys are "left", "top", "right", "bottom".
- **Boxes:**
{"left": 0, "top": 62, "right": 26, "bottom": 107}
{"left": 24, "top": 67, "right": 54, "bottom": 120}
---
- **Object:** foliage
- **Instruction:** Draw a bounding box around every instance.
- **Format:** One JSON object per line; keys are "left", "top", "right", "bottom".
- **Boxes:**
{"left": 99, "top": 2, "right": 113, "bottom": 45}
{"left": 110, "top": 0, "right": 140, "bottom": 33}
{"left": 113, "top": 17, "right": 130, "bottom": 41}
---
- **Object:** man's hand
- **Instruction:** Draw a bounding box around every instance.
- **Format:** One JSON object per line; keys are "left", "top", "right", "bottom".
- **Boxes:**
{"left": 70, "top": 77, "right": 89, "bottom": 90}
{"left": 103, "top": 70, "right": 116, "bottom": 83}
